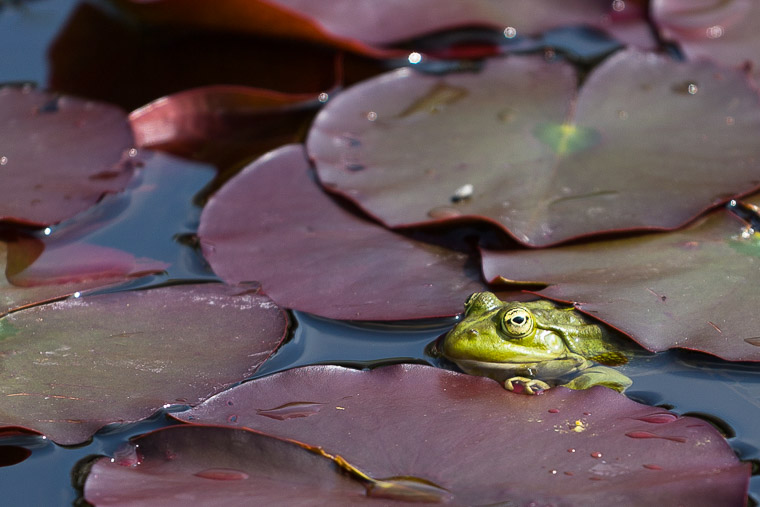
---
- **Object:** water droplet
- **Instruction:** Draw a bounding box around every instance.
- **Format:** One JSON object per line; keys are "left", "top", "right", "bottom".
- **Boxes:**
{"left": 366, "top": 111, "right": 377, "bottom": 121}
{"left": 0, "top": 156, "right": 7, "bottom": 165}
{"left": 612, "top": 0, "right": 625, "bottom": 12}
{"left": 73, "top": 292, "right": 81, "bottom": 298}
{"left": 643, "top": 464, "right": 663, "bottom": 470}
{"left": 408, "top": 52, "right": 422, "bottom": 64}
{"left": 256, "top": 401, "right": 324, "bottom": 420}
{"left": 227, "top": 414, "right": 238, "bottom": 423}
{"left": 549, "top": 469, "right": 557, "bottom": 475}
{"left": 503, "top": 26, "right": 517, "bottom": 39}
{"left": 43, "top": 227, "right": 52, "bottom": 236}
{"left": 318, "top": 92, "right": 329, "bottom": 103}
{"left": 745, "top": 337, "right": 760, "bottom": 346}
{"left": 688, "top": 83, "right": 698, "bottom": 95}
{"left": 427, "top": 206, "right": 463, "bottom": 219}
{"left": 548, "top": 408, "right": 560, "bottom": 414}
{"left": 741, "top": 227, "right": 755, "bottom": 239}
{"left": 625, "top": 431, "right": 686, "bottom": 443}
{"left": 590, "top": 451, "right": 603, "bottom": 458}
{"left": 194, "top": 468, "right": 249, "bottom": 481}
{"left": 567, "top": 448, "right": 576, "bottom": 453}
{"left": 128, "top": 148, "right": 138, "bottom": 157}
{"left": 671, "top": 81, "right": 698, "bottom": 95}
{"left": 706, "top": 25, "right": 724, "bottom": 39}
{"left": 451, "top": 183, "right": 473, "bottom": 203}
{"left": 636, "top": 413, "right": 678, "bottom": 424}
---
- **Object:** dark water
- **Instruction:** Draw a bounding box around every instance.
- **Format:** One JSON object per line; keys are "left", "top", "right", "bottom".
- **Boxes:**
{"left": 1, "top": 1, "right": 759, "bottom": 504}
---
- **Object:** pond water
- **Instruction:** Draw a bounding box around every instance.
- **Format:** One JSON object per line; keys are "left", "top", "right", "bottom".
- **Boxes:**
{"left": 1, "top": 1, "right": 759, "bottom": 504}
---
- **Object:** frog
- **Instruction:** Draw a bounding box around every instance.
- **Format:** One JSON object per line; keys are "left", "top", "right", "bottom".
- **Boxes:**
{"left": 439, "top": 292, "right": 633, "bottom": 395}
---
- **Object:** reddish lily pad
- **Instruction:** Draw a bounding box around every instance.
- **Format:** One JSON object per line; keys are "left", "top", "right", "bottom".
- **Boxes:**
{"left": 84, "top": 425, "right": 391, "bottom": 506}
{"left": 198, "top": 144, "right": 485, "bottom": 320}
{"left": 307, "top": 49, "right": 760, "bottom": 247}
{"left": 0, "top": 86, "right": 135, "bottom": 226}
{"left": 172, "top": 365, "right": 749, "bottom": 505}
{"left": 0, "top": 236, "right": 167, "bottom": 318}
{"left": 652, "top": 0, "right": 760, "bottom": 81}
{"left": 114, "top": 0, "right": 651, "bottom": 56}
{"left": 481, "top": 196, "right": 760, "bottom": 361}
{"left": 129, "top": 85, "right": 322, "bottom": 170}
{"left": 0, "top": 284, "right": 287, "bottom": 445}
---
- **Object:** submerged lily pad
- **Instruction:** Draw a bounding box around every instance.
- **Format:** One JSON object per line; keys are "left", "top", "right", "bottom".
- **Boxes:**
{"left": 84, "top": 425, "right": 386, "bottom": 506}
{"left": 0, "top": 87, "right": 135, "bottom": 226}
{"left": 307, "top": 49, "right": 760, "bottom": 247}
{"left": 0, "top": 284, "right": 287, "bottom": 445}
{"left": 482, "top": 196, "right": 760, "bottom": 361}
{"left": 198, "top": 144, "right": 485, "bottom": 320}
{"left": 172, "top": 365, "right": 749, "bottom": 505}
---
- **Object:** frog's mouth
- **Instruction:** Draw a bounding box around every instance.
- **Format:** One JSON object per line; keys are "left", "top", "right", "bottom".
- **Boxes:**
{"left": 452, "top": 356, "right": 588, "bottom": 383}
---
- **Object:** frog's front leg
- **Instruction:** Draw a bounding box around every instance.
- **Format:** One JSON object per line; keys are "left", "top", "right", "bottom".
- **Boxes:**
{"left": 561, "top": 366, "right": 632, "bottom": 393}
{"left": 505, "top": 377, "right": 551, "bottom": 395}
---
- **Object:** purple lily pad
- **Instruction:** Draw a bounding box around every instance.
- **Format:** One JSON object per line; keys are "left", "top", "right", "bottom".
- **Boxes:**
{"left": 481, "top": 195, "right": 760, "bottom": 361}
{"left": 307, "top": 49, "right": 760, "bottom": 247}
{"left": 198, "top": 144, "right": 486, "bottom": 320}
{"left": 172, "top": 365, "right": 749, "bottom": 505}
{"left": 84, "top": 425, "right": 394, "bottom": 506}
{"left": 0, "top": 87, "right": 135, "bottom": 226}
{"left": 0, "top": 235, "right": 167, "bottom": 318}
{"left": 115, "top": 0, "right": 652, "bottom": 55}
{"left": 0, "top": 284, "right": 287, "bottom": 445}
{"left": 652, "top": 0, "right": 760, "bottom": 82}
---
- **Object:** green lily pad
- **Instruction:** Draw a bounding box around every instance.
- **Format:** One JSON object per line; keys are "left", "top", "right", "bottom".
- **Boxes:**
{"left": 0, "top": 284, "right": 287, "bottom": 445}
{"left": 307, "top": 49, "right": 760, "bottom": 247}
{"left": 171, "top": 365, "right": 749, "bottom": 505}
{"left": 481, "top": 195, "right": 760, "bottom": 361}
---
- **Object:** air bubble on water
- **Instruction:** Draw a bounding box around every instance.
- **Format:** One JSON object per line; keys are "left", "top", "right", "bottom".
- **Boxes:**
{"left": 503, "top": 26, "right": 517, "bottom": 39}
{"left": 742, "top": 227, "right": 755, "bottom": 239}
{"left": 612, "top": 0, "right": 625, "bottom": 12}
{"left": 43, "top": 227, "right": 52, "bottom": 236}
{"left": 0, "top": 156, "right": 7, "bottom": 165}
{"left": 318, "top": 92, "right": 329, "bottom": 103}
{"left": 366, "top": 111, "right": 378, "bottom": 121}
{"left": 408, "top": 52, "right": 422, "bottom": 64}
{"left": 128, "top": 148, "right": 138, "bottom": 157}
{"left": 688, "top": 83, "right": 698, "bottom": 95}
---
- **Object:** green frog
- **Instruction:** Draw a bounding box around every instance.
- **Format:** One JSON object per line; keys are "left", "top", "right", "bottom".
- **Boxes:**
{"left": 439, "top": 292, "right": 633, "bottom": 395}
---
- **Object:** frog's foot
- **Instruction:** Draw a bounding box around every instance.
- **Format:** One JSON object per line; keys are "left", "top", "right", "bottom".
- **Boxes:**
{"left": 561, "top": 366, "right": 632, "bottom": 393}
{"left": 505, "top": 377, "right": 551, "bottom": 395}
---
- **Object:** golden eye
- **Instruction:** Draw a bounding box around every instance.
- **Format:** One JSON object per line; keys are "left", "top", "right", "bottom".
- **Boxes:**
{"left": 502, "top": 307, "right": 534, "bottom": 338}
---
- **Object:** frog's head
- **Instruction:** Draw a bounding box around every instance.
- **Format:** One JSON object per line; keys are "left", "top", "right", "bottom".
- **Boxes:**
{"left": 440, "top": 292, "right": 578, "bottom": 379}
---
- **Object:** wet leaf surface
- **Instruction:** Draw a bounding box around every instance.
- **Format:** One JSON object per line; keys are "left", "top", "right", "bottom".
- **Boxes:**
{"left": 129, "top": 85, "right": 322, "bottom": 171}
{"left": 652, "top": 0, "right": 760, "bottom": 81}
{"left": 172, "top": 364, "right": 749, "bottom": 506}
{"left": 0, "top": 284, "right": 288, "bottom": 445}
{"left": 114, "top": 0, "right": 652, "bottom": 55}
{"left": 0, "top": 87, "right": 135, "bottom": 226}
{"left": 307, "top": 50, "right": 760, "bottom": 247}
{"left": 84, "top": 424, "right": 399, "bottom": 506}
{"left": 482, "top": 195, "right": 760, "bottom": 361}
{"left": 198, "top": 144, "right": 486, "bottom": 320}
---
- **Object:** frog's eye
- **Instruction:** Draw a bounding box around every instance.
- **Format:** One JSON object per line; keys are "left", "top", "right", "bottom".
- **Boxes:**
{"left": 501, "top": 307, "right": 534, "bottom": 338}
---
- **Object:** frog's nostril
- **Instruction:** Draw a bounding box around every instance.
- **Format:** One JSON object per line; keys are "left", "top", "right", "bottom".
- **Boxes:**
{"left": 467, "top": 329, "right": 479, "bottom": 336}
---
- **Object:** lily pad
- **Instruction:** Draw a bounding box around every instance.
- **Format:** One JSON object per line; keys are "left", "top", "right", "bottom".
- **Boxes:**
{"left": 84, "top": 425, "right": 389, "bottom": 506}
{"left": 307, "top": 49, "right": 760, "bottom": 247}
{"left": 172, "top": 364, "right": 749, "bottom": 505}
{"left": 198, "top": 144, "right": 485, "bottom": 320}
{"left": 652, "top": 0, "right": 760, "bottom": 81}
{"left": 0, "top": 284, "right": 287, "bottom": 445}
{"left": 481, "top": 196, "right": 760, "bottom": 361}
{"left": 0, "top": 86, "right": 135, "bottom": 226}
{"left": 129, "top": 85, "right": 322, "bottom": 170}
{"left": 114, "top": 0, "right": 651, "bottom": 56}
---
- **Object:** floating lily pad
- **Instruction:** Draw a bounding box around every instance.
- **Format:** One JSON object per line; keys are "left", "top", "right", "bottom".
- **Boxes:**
{"left": 198, "top": 144, "right": 485, "bottom": 320}
{"left": 307, "top": 50, "right": 760, "bottom": 247}
{"left": 0, "top": 87, "right": 135, "bottom": 226}
{"left": 172, "top": 365, "right": 749, "bottom": 505}
{"left": 114, "top": 0, "right": 651, "bottom": 56}
{"left": 84, "top": 425, "right": 386, "bottom": 506}
{"left": 652, "top": 0, "right": 760, "bottom": 81}
{"left": 0, "top": 284, "right": 287, "bottom": 445}
{"left": 482, "top": 196, "right": 760, "bottom": 361}
{"left": 129, "top": 85, "right": 322, "bottom": 170}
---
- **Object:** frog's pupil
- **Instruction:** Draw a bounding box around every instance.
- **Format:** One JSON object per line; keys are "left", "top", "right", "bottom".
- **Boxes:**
{"left": 512, "top": 316, "right": 525, "bottom": 325}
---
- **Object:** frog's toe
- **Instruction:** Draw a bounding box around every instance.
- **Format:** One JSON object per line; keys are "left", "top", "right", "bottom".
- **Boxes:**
{"left": 505, "top": 377, "right": 551, "bottom": 395}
